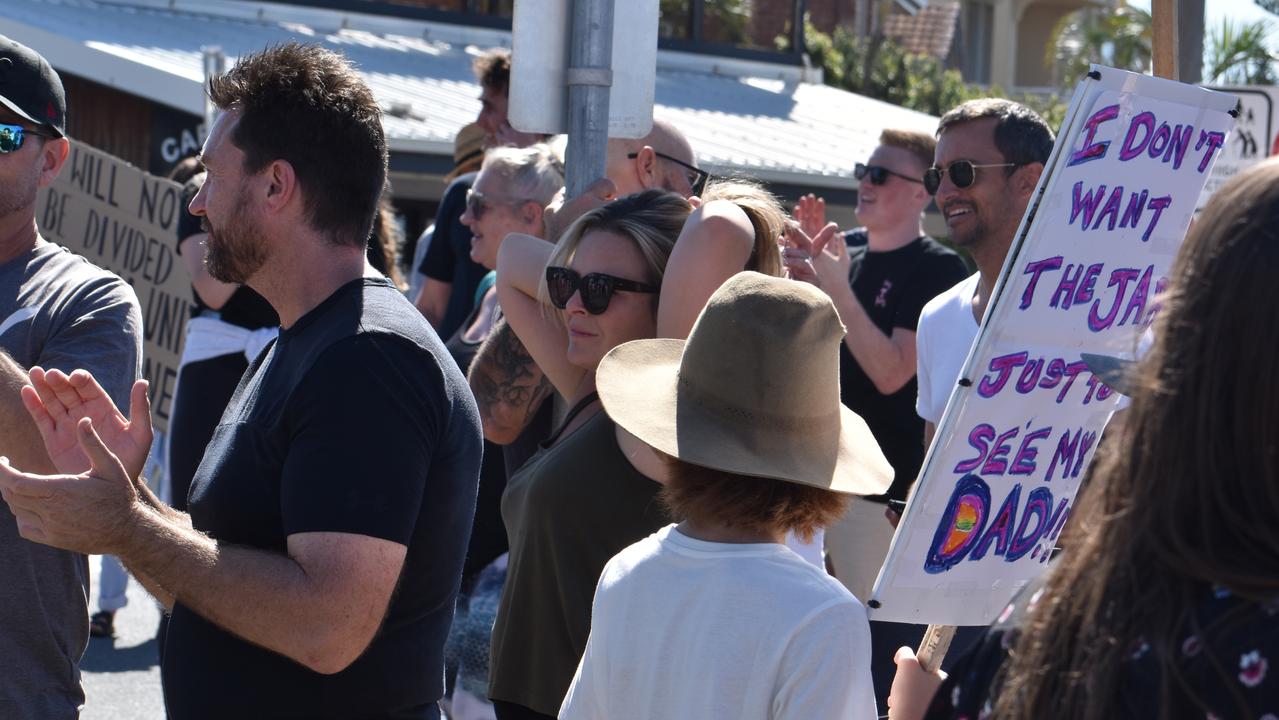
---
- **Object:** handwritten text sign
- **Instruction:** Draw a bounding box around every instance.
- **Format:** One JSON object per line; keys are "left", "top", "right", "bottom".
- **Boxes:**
{"left": 869, "top": 68, "right": 1237, "bottom": 626}
{"left": 36, "top": 141, "right": 193, "bottom": 434}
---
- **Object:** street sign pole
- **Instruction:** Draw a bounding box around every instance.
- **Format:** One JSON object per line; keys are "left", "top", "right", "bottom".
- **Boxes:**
{"left": 564, "top": 0, "right": 615, "bottom": 197}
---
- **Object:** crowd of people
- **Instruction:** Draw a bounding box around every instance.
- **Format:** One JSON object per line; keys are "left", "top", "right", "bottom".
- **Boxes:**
{"left": 0, "top": 29, "right": 1276, "bottom": 720}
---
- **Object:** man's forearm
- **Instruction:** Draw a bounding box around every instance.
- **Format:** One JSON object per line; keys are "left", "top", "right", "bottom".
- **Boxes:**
{"left": 468, "top": 320, "right": 554, "bottom": 444}
{"left": 830, "top": 286, "right": 914, "bottom": 394}
{"left": 119, "top": 503, "right": 355, "bottom": 673}
{"left": 0, "top": 351, "right": 55, "bottom": 474}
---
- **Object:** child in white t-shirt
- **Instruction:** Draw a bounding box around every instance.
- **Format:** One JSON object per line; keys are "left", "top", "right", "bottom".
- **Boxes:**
{"left": 559, "top": 272, "right": 893, "bottom": 720}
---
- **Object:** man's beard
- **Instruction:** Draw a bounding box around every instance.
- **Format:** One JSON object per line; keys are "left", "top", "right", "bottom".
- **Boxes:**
{"left": 203, "top": 197, "right": 269, "bottom": 284}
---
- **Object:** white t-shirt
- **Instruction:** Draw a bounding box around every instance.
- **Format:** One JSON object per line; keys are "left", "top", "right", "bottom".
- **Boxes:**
{"left": 559, "top": 525, "right": 876, "bottom": 720}
{"left": 915, "top": 272, "right": 981, "bottom": 424}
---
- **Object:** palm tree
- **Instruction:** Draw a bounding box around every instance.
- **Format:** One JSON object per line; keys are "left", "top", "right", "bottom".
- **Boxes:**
{"left": 1204, "top": 18, "right": 1276, "bottom": 85}
{"left": 1046, "top": 6, "right": 1152, "bottom": 89}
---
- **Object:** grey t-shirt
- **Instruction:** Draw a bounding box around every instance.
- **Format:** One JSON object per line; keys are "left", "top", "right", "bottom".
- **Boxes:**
{"left": 0, "top": 239, "right": 142, "bottom": 720}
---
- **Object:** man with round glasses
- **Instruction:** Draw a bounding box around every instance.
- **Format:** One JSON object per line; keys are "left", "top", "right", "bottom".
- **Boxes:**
{"left": 916, "top": 98, "right": 1054, "bottom": 451}
{"left": 0, "top": 35, "right": 143, "bottom": 719}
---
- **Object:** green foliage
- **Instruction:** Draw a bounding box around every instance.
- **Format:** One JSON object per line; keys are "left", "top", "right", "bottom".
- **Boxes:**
{"left": 1257, "top": 0, "right": 1279, "bottom": 14}
{"left": 1205, "top": 18, "right": 1277, "bottom": 85}
{"left": 801, "top": 18, "right": 1067, "bottom": 128}
{"left": 1046, "top": 6, "right": 1152, "bottom": 89}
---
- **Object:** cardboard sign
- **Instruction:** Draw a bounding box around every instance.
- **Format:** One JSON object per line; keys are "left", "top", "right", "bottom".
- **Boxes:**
{"left": 869, "top": 67, "right": 1237, "bottom": 626}
{"left": 36, "top": 141, "right": 193, "bottom": 433}
{"left": 1199, "top": 85, "right": 1279, "bottom": 210}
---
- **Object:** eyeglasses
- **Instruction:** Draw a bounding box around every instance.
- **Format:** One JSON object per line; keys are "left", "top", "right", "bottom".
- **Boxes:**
{"left": 627, "top": 151, "right": 709, "bottom": 196}
{"left": 545, "top": 266, "right": 659, "bottom": 315}
{"left": 854, "top": 162, "right": 924, "bottom": 186}
{"left": 0, "top": 123, "right": 54, "bottom": 154}
{"left": 923, "top": 160, "right": 1019, "bottom": 195}
{"left": 465, "top": 189, "right": 534, "bottom": 220}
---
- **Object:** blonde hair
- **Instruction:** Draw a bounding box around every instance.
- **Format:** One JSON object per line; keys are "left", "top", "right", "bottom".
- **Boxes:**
{"left": 541, "top": 190, "right": 693, "bottom": 304}
{"left": 699, "top": 179, "right": 785, "bottom": 278}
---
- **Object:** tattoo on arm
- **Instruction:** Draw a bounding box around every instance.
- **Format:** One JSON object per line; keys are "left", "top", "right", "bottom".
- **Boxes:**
{"left": 469, "top": 320, "right": 554, "bottom": 434}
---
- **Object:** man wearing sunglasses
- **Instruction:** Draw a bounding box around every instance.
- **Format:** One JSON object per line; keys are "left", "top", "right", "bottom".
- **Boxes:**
{"left": 915, "top": 99, "right": 1054, "bottom": 453}
{"left": 796, "top": 129, "right": 971, "bottom": 611}
{"left": 0, "top": 36, "right": 143, "bottom": 720}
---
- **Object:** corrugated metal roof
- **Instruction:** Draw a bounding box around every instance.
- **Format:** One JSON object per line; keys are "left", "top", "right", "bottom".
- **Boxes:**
{"left": 0, "top": 0, "right": 940, "bottom": 189}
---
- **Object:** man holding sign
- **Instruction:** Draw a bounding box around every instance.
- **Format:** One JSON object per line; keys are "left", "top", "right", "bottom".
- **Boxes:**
{"left": 916, "top": 99, "right": 1055, "bottom": 450}
{"left": 0, "top": 36, "right": 143, "bottom": 720}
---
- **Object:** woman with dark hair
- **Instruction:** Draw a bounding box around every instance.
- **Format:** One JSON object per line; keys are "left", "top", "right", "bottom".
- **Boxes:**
{"left": 888, "top": 157, "right": 1279, "bottom": 720}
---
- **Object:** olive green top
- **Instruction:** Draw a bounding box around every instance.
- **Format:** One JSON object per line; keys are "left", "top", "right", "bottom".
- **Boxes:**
{"left": 489, "top": 404, "right": 668, "bottom": 715}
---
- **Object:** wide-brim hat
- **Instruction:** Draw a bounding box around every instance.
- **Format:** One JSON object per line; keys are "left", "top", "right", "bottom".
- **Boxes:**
{"left": 597, "top": 271, "right": 893, "bottom": 495}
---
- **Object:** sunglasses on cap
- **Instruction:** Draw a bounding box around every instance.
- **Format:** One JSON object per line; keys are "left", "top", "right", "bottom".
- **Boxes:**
{"left": 627, "top": 151, "right": 709, "bottom": 196}
{"left": 465, "top": 189, "right": 535, "bottom": 221}
{"left": 854, "top": 162, "right": 924, "bottom": 186}
{"left": 545, "top": 266, "right": 659, "bottom": 315}
{"left": 0, "top": 123, "right": 55, "bottom": 154}
{"left": 923, "top": 160, "right": 1020, "bottom": 196}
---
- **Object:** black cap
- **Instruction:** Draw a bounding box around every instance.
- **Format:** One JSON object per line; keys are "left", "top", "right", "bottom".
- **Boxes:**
{"left": 0, "top": 35, "right": 66, "bottom": 137}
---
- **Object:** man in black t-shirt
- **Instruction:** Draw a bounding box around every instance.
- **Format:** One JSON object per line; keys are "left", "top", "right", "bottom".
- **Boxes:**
{"left": 790, "top": 128, "right": 969, "bottom": 600}
{"left": 0, "top": 45, "right": 481, "bottom": 720}
{"left": 415, "top": 48, "right": 545, "bottom": 339}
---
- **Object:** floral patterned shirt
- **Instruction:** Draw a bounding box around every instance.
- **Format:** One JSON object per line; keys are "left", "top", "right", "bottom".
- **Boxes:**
{"left": 926, "top": 578, "right": 1279, "bottom": 719}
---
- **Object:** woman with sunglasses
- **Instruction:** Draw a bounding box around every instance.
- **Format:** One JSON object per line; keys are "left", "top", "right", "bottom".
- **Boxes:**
{"left": 487, "top": 185, "right": 786, "bottom": 720}
{"left": 887, "top": 158, "right": 1279, "bottom": 720}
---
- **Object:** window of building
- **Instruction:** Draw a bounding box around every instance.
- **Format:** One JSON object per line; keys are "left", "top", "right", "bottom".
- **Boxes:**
{"left": 953, "top": 0, "right": 993, "bottom": 85}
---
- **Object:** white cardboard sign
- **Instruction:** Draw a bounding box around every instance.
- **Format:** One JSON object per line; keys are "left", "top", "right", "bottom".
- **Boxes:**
{"left": 1198, "top": 85, "right": 1279, "bottom": 211}
{"left": 869, "top": 67, "right": 1237, "bottom": 626}
{"left": 508, "top": 0, "right": 659, "bottom": 139}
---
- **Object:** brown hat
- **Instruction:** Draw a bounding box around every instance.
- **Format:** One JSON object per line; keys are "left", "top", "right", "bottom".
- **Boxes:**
{"left": 446, "top": 122, "right": 485, "bottom": 182}
{"left": 597, "top": 272, "right": 893, "bottom": 495}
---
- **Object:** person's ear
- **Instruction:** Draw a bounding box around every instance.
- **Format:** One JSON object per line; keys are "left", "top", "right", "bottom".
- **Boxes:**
{"left": 262, "top": 159, "right": 298, "bottom": 214}
{"left": 37, "top": 137, "right": 70, "bottom": 188}
{"left": 634, "top": 146, "right": 661, "bottom": 189}
{"left": 521, "top": 199, "right": 543, "bottom": 230}
{"left": 1015, "top": 162, "right": 1044, "bottom": 199}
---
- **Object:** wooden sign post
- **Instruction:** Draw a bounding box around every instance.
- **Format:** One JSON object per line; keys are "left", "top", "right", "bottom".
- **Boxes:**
{"left": 1152, "top": 0, "right": 1179, "bottom": 80}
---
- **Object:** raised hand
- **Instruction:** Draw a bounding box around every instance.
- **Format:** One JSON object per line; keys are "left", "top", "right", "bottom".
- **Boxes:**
{"left": 792, "top": 193, "right": 829, "bottom": 240}
{"left": 0, "top": 417, "right": 140, "bottom": 555}
{"left": 781, "top": 221, "right": 820, "bottom": 286}
{"left": 809, "top": 219, "right": 852, "bottom": 291}
{"left": 21, "top": 367, "right": 153, "bottom": 481}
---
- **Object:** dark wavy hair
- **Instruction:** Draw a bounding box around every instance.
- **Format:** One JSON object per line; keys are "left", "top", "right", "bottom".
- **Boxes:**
{"left": 937, "top": 98, "right": 1055, "bottom": 168}
{"left": 207, "top": 42, "right": 387, "bottom": 248}
{"left": 994, "top": 157, "right": 1279, "bottom": 719}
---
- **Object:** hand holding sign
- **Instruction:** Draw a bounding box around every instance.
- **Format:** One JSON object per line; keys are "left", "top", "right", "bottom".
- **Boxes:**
{"left": 22, "top": 367, "right": 153, "bottom": 482}
{"left": 0, "top": 417, "right": 141, "bottom": 555}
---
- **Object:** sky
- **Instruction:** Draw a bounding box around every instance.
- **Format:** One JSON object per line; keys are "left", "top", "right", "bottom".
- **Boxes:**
{"left": 1126, "top": 0, "right": 1279, "bottom": 60}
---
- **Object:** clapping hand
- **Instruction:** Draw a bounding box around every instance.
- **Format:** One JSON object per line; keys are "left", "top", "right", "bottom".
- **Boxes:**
{"left": 0, "top": 416, "right": 140, "bottom": 555}
{"left": 782, "top": 220, "right": 849, "bottom": 291}
{"left": 21, "top": 367, "right": 153, "bottom": 482}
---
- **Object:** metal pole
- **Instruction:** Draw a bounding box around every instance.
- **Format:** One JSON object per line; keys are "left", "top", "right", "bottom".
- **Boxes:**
{"left": 564, "top": 0, "right": 615, "bottom": 197}
{"left": 201, "top": 46, "right": 227, "bottom": 142}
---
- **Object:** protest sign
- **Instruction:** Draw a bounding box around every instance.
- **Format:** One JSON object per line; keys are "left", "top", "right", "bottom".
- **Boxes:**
{"left": 1199, "top": 85, "right": 1279, "bottom": 210}
{"left": 36, "top": 141, "right": 193, "bottom": 434}
{"left": 868, "top": 67, "right": 1237, "bottom": 626}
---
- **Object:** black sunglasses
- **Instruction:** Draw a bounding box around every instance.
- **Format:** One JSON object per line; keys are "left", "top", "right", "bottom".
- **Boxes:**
{"left": 923, "top": 160, "right": 1019, "bottom": 195}
{"left": 545, "top": 266, "right": 659, "bottom": 315}
{"left": 465, "top": 189, "right": 534, "bottom": 221}
{"left": 854, "top": 162, "right": 924, "bottom": 186}
{"left": 627, "top": 151, "right": 708, "bottom": 195}
{"left": 0, "top": 123, "right": 54, "bottom": 154}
